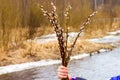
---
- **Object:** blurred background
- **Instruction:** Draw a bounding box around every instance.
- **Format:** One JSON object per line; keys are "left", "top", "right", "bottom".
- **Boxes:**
{"left": 0, "top": 0, "right": 120, "bottom": 66}
{"left": 0, "top": 1, "right": 120, "bottom": 80}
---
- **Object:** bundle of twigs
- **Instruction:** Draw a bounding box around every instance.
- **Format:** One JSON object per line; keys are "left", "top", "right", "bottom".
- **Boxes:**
{"left": 41, "top": 2, "right": 97, "bottom": 80}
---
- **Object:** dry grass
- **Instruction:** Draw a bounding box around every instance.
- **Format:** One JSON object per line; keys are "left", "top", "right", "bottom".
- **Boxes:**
{"left": 0, "top": 22, "right": 119, "bottom": 66}
{"left": 0, "top": 40, "right": 114, "bottom": 66}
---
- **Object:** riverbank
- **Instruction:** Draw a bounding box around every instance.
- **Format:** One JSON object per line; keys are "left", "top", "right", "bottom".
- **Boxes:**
{"left": 0, "top": 42, "right": 120, "bottom": 80}
{"left": 0, "top": 30, "right": 120, "bottom": 75}
{"left": 0, "top": 39, "right": 114, "bottom": 66}
{"left": 0, "top": 30, "right": 120, "bottom": 66}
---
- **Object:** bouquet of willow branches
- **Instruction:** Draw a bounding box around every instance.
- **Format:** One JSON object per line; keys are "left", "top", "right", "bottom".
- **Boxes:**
{"left": 41, "top": 2, "right": 97, "bottom": 80}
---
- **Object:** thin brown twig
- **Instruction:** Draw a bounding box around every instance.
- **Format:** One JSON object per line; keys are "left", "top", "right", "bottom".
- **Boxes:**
{"left": 64, "top": 11, "right": 98, "bottom": 67}
{"left": 69, "top": 11, "right": 98, "bottom": 57}
{"left": 64, "top": 4, "right": 71, "bottom": 61}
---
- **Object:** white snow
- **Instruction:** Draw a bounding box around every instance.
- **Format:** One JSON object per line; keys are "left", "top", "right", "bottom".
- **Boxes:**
{"left": 89, "top": 35, "right": 120, "bottom": 43}
{"left": 0, "top": 53, "right": 89, "bottom": 75}
{"left": 107, "top": 30, "right": 120, "bottom": 35}
{"left": 35, "top": 32, "right": 83, "bottom": 44}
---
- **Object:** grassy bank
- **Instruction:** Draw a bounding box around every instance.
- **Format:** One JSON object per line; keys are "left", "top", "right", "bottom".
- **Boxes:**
{"left": 0, "top": 40, "right": 114, "bottom": 66}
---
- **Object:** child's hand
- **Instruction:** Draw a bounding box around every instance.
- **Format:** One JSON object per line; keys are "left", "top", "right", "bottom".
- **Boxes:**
{"left": 57, "top": 66, "right": 71, "bottom": 79}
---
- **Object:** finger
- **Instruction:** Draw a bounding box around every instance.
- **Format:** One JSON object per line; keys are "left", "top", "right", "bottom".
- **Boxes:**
{"left": 59, "top": 66, "right": 68, "bottom": 70}
{"left": 58, "top": 72, "right": 68, "bottom": 76}
{"left": 58, "top": 72, "right": 68, "bottom": 79}
{"left": 58, "top": 66, "right": 68, "bottom": 71}
{"left": 58, "top": 71, "right": 68, "bottom": 74}
{"left": 58, "top": 73, "right": 68, "bottom": 79}
{"left": 58, "top": 71, "right": 68, "bottom": 75}
{"left": 58, "top": 70, "right": 68, "bottom": 73}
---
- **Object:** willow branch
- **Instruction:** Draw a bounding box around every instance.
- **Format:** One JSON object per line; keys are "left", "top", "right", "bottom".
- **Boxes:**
{"left": 41, "top": 2, "right": 66, "bottom": 65}
{"left": 64, "top": 4, "right": 71, "bottom": 57}
{"left": 41, "top": 2, "right": 97, "bottom": 80}
{"left": 69, "top": 11, "right": 98, "bottom": 56}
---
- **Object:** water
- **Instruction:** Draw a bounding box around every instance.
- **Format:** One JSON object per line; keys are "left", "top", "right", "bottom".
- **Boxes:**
{"left": 69, "top": 46, "right": 120, "bottom": 80}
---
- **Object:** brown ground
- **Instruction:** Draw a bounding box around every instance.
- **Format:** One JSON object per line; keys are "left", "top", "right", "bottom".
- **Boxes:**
{"left": 0, "top": 40, "right": 115, "bottom": 66}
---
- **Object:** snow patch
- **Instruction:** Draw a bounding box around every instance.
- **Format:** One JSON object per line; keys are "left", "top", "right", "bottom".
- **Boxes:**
{"left": 89, "top": 35, "right": 120, "bottom": 43}
{"left": 107, "top": 30, "right": 120, "bottom": 35}
{"left": 0, "top": 53, "right": 88, "bottom": 75}
{"left": 71, "top": 53, "right": 89, "bottom": 60}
